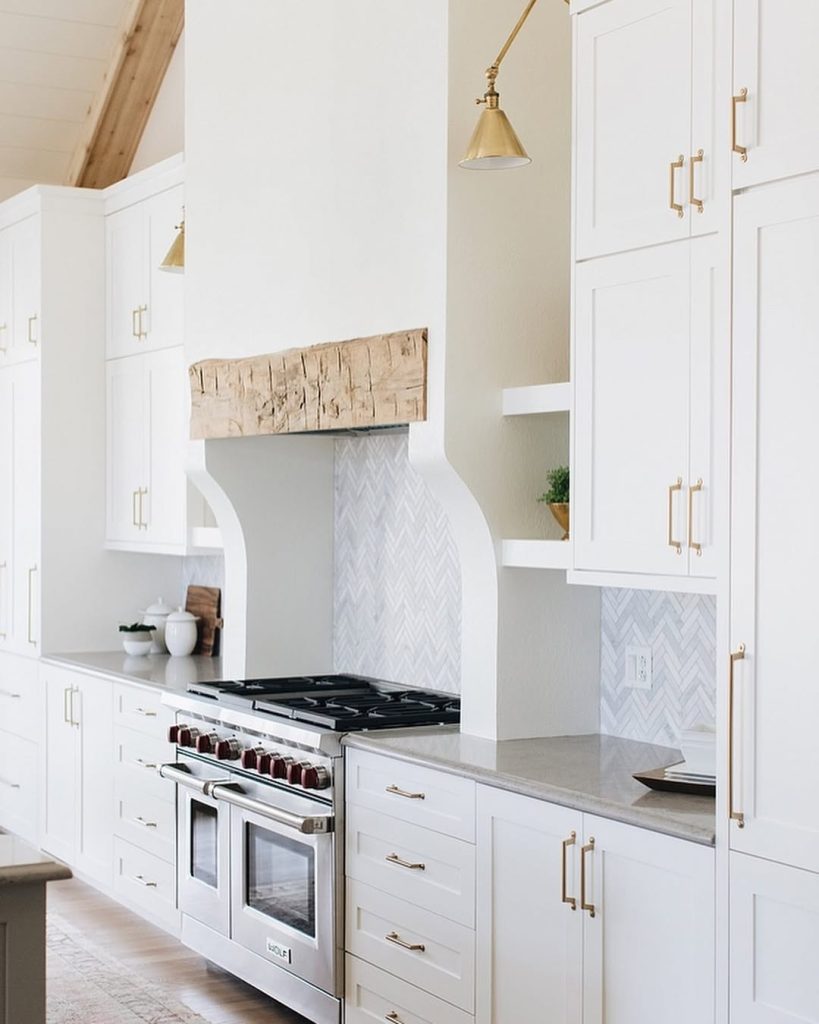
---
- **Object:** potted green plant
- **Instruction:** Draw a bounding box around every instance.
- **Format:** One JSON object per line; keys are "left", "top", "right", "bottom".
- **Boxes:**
{"left": 119, "top": 622, "right": 155, "bottom": 657}
{"left": 538, "top": 465, "right": 570, "bottom": 540}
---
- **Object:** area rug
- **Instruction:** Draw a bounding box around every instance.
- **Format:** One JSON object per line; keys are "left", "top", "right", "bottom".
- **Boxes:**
{"left": 47, "top": 912, "right": 210, "bottom": 1024}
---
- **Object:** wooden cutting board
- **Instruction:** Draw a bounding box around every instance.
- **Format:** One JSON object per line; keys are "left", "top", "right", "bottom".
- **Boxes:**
{"left": 185, "top": 586, "right": 223, "bottom": 657}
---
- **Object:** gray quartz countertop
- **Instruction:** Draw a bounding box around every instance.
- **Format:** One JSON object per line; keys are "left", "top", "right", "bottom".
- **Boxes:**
{"left": 41, "top": 651, "right": 224, "bottom": 694}
{"left": 344, "top": 730, "right": 716, "bottom": 846}
{"left": 0, "top": 834, "right": 72, "bottom": 886}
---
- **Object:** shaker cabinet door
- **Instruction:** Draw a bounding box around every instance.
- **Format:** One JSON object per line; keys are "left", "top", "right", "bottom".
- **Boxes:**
{"left": 144, "top": 185, "right": 184, "bottom": 352}
{"left": 142, "top": 346, "right": 187, "bottom": 549}
{"left": 106, "top": 204, "right": 147, "bottom": 359}
{"left": 106, "top": 356, "right": 147, "bottom": 545}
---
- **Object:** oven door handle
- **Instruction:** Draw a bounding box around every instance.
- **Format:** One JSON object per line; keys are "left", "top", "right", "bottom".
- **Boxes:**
{"left": 209, "top": 783, "right": 334, "bottom": 835}
{"left": 159, "top": 762, "right": 225, "bottom": 794}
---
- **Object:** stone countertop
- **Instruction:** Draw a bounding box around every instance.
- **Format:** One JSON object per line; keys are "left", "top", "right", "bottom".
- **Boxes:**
{"left": 344, "top": 729, "right": 716, "bottom": 846}
{"left": 0, "top": 834, "right": 72, "bottom": 886}
{"left": 41, "top": 651, "right": 225, "bottom": 694}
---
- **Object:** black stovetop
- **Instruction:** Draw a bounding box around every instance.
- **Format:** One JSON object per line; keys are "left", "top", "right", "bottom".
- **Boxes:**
{"left": 186, "top": 674, "right": 461, "bottom": 732}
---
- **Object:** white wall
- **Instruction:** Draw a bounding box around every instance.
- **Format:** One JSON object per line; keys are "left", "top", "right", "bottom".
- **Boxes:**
{"left": 130, "top": 33, "right": 185, "bottom": 175}
{"left": 0, "top": 178, "right": 38, "bottom": 203}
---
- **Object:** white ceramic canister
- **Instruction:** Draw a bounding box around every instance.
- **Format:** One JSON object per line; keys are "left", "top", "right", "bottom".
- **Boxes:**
{"left": 141, "top": 596, "right": 175, "bottom": 653}
{"left": 165, "top": 607, "right": 200, "bottom": 657}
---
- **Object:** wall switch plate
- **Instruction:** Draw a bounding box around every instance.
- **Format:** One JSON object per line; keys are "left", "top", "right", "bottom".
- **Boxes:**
{"left": 625, "top": 645, "right": 653, "bottom": 690}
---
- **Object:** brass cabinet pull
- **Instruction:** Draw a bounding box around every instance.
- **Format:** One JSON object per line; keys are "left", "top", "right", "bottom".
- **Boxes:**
{"left": 385, "top": 1013, "right": 406, "bottom": 1024}
{"left": 667, "top": 478, "right": 683, "bottom": 554}
{"left": 732, "top": 88, "right": 748, "bottom": 161}
{"left": 134, "top": 707, "right": 157, "bottom": 717}
{"left": 729, "top": 645, "right": 746, "bottom": 828}
{"left": 0, "top": 776, "right": 20, "bottom": 790}
{"left": 26, "top": 564, "right": 37, "bottom": 645}
{"left": 133, "top": 874, "right": 158, "bottom": 888}
{"left": 132, "top": 308, "right": 140, "bottom": 338}
{"left": 138, "top": 305, "right": 148, "bottom": 339}
{"left": 0, "top": 323, "right": 7, "bottom": 352}
{"left": 580, "top": 837, "right": 595, "bottom": 917}
{"left": 132, "top": 489, "right": 139, "bottom": 527}
{"left": 0, "top": 689, "right": 21, "bottom": 700}
{"left": 689, "top": 150, "right": 704, "bottom": 212}
{"left": 386, "top": 852, "right": 425, "bottom": 871}
{"left": 385, "top": 784, "right": 425, "bottom": 800}
{"left": 385, "top": 931, "right": 426, "bottom": 953}
{"left": 688, "top": 479, "right": 704, "bottom": 555}
{"left": 136, "top": 758, "right": 158, "bottom": 770}
{"left": 27, "top": 314, "right": 38, "bottom": 346}
{"left": 669, "top": 155, "right": 684, "bottom": 217}
{"left": 63, "top": 686, "right": 72, "bottom": 725}
{"left": 134, "top": 816, "right": 158, "bottom": 829}
{"left": 69, "top": 686, "right": 79, "bottom": 728}
{"left": 562, "top": 831, "right": 577, "bottom": 910}
{"left": 138, "top": 487, "right": 148, "bottom": 529}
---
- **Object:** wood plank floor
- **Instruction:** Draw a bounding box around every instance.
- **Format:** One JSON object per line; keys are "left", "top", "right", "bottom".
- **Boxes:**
{"left": 48, "top": 878, "right": 311, "bottom": 1024}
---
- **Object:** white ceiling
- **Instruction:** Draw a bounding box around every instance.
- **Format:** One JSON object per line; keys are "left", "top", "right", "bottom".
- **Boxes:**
{"left": 0, "top": 0, "right": 134, "bottom": 190}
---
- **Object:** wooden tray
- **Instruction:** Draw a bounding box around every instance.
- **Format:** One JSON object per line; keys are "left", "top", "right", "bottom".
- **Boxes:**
{"left": 633, "top": 765, "right": 716, "bottom": 797}
{"left": 185, "top": 586, "right": 223, "bottom": 657}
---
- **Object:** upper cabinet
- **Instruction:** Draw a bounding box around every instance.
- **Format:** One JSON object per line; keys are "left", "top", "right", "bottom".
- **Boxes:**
{"left": 575, "top": 0, "right": 729, "bottom": 260}
{"left": 732, "top": 0, "right": 819, "bottom": 190}
{"left": 0, "top": 215, "right": 41, "bottom": 365}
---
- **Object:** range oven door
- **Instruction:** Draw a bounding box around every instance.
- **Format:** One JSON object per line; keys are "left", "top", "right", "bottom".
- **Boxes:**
{"left": 161, "top": 757, "right": 232, "bottom": 936}
{"left": 217, "top": 780, "right": 337, "bottom": 995}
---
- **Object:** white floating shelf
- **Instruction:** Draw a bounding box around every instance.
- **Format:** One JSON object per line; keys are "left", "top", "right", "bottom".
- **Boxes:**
{"left": 190, "top": 527, "right": 224, "bottom": 551}
{"left": 502, "top": 382, "right": 571, "bottom": 416}
{"left": 502, "top": 539, "right": 572, "bottom": 570}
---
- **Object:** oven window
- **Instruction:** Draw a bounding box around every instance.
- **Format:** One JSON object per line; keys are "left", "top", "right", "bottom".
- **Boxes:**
{"left": 246, "top": 823, "right": 316, "bottom": 938}
{"left": 191, "top": 799, "right": 219, "bottom": 888}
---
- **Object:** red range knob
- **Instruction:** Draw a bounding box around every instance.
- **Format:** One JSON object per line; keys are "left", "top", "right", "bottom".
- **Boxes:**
{"left": 177, "top": 726, "right": 200, "bottom": 748}
{"left": 168, "top": 724, "right": 183, "bottom": 743}
{"left": 257, "top": 752, "right": 272, "bottom": 774}
{"left": 270, "top": 755, "right": 294, "bottom": 780}
{"left": 286, "top": 761, "right": 309, "bottom": 786}
{"left": 196, "top": 732, "right": 218, "bottom": 754}
{"left": 240, "top": 746, "right": 266, "bottom": 770}
{"left": 216, "top": 738, "right": 241, "bottom": 761}
{"left": 301, "top": 765, "right": 331, "bottom": 790}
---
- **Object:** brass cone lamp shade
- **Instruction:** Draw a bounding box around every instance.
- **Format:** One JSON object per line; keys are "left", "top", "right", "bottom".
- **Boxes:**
{"left": 159, "top": 219, "right": 185, "bottom": 273}
{"left": 460, "top": 97, "right": 531, "bottom": 170}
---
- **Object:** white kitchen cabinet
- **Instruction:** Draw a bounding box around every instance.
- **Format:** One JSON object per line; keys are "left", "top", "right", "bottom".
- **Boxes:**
{"left": 0, "top": 228, "right": 11, "bottom": 358}
{"left": 730, "top": 852, "right": 819, "bottom": 1023}
{"left": 572, "top": 235, "right": 725, "bottom": 586}
{"left": 106, "top": 180, "right": 184, "bottom": 360}
{"left": 729, "top": 174, "right": 819, "bottom": 874}
{"left": 732, "top": 0, "right": 819, "bottom": 190}
{"left": 476, "top": 786, "right": 582, "bottom": 1024}
{"left": 41, "top": 666, "right": 113, "bottom": 886}
{"left": 0, "top": 216, "right": 40, "bottom": 366}
{"left": 574, "top": 0, "right": 729, "bottom": 260}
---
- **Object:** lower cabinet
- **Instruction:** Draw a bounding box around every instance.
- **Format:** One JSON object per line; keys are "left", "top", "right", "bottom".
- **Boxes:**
{"left": 730, "top": 852, "right": 819, "bottom": 1023}
{"left": 0, "top": 652, "right": 41, "bottom": 843}
{"left": 346, "top": 955, "right": 474, "bottom": 1024}
{"left": 475, "top": 785, "right": 715, "bottom": 1024}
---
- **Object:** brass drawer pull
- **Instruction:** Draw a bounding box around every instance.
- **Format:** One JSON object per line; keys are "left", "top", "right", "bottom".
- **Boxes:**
{"left": 136, "top": 758, "right": 158, "bottom": 770}
{"left": 134, "top": 816, "right": 158, "bottom": 829}
{"left": 385, "top": 931, "right": 425, "bottom": 953}
{"left": 0, "top": 689, "right": 21, "bottom": 700}
{"left": 732, "top": 88, "right": 748, "bottom": 161}
{"left": 138, "top": 305, "right": 148, "bottom": 339}
{"left": 132, "top": 489, "right": 139, "bottom": 528}
{"left": 133, "top": 874, "right": 157, "bottom": 888}
{"left": 729, "top": 645, "right": 746, "bottom": 828}
{"left": 667, "top": 478, "right": 683, "bottom": 554}
{"left": 132, "top": 308, "right": 140, "bottom": 339}
{"left": 688, "top": 479, "right": 703, "bottom": 555}
{"left": 561, "top": 831, "right": 577, "bottom": 910}
{"left": 0, "top": 776, "right": 21, "bottom": 790}
{"left": 27, "top": 314, "right": 38, "bottom": 345}
{"left": 689, "top": 150, "right": 704, "bottom": 212}
{"left": 385, "top": 1014, "right": 406, "bottom": 1024}
{"left": 386, "top": 784, "right": 425, "bottom": 800}
{"left": 134, "top": 707, "right": 157, "bottom": 717}
{"left": 386, "top": 853, "right": 425, "bottom": 871}
{"left": 669, "top": 155, "right": 684, "bottom": 218}
{"left": 580, "top": 837, "right": 595, "bottom": 918}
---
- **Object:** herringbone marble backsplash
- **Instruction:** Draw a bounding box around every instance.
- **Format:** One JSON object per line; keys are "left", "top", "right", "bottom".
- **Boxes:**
{"left": 600, "top": 588, "right": 716, "bottom": 748}
{"left": 333, "top": 432, "right": 462, "bottom": 693}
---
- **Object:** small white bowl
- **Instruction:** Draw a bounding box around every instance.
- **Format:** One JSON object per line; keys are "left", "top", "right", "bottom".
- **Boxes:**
{"left": 122, "top": 634, "right": 154, "bottom": 657}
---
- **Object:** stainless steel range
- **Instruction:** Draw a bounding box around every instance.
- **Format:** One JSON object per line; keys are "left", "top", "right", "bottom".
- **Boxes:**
{"left": 159, "top": 674, "right": 461, "bottom": 1024}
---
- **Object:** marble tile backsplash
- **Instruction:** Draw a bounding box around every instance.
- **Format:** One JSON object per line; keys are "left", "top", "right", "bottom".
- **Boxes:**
{"left": 600, "top": 588, "right": 717, "bottom": 748}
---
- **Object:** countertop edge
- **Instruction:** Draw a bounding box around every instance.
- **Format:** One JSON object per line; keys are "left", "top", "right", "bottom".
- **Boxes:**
{"left": 0, "top": 862, "right": 73, "bottom": 886}
{"left": 343, "top": 734, "right": 716, "bottom": 847}
{"left": 41, "top": 654, "right": 160, "bottom": 690}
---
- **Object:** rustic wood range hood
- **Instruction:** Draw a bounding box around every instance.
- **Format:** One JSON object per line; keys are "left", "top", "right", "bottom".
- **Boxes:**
{"left": 189, "top": 328, "right": 427, "bottom": 439}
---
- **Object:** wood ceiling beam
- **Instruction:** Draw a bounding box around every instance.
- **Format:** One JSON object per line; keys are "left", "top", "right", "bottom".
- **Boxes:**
{"left": 68, "top": 0, "right": 184, "bottom": 190}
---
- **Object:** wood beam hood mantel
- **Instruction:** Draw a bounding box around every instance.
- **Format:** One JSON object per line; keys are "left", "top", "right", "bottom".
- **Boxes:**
{"left": 188, "top": 328, "right": 428, "bottom": 439}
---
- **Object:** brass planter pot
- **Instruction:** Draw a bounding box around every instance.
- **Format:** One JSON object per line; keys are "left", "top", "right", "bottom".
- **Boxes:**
{"left": 549, "top": 502, "right": 570, "bottom": 541}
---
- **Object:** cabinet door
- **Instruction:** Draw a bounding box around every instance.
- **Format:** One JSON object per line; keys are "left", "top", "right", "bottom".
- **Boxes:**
{"left": 730, "top": 852, "right": 819, "bottom": 1023}
{"left": 10, "top": 216, "right": 40, "bottom": 360}
{"left": 573, "top": 242, "right": 690, "bottom": 576}
{"left": 733, "top": 0, "right": 819, "bottom": 189}
{"left": 41, "top": 673, "right": 77, "bottom": 865}
{"left": 11, "top": 360, "right": 40, "bottom": 655}
{"left": 730, "top": 175, "right": 819, "bottom": 872}
{"left": 582, "top": 816, "right": 714, "bottom": 1024}
{"left": 106, "top": 356, "right": 146, "bottom": 545}
{"left": 0, "top": 228, "right": 11, "bottom": 360}
{"left": 144, "top": 185, "right": 184, "bottom": 352}
{"left": 0, "top": 372, "right": 12, "bottom": 647}
{"left": 476, "top": 786, "right": 582, "bottom": 1024}
{"left": 575, "top": 0, "right": 692, "bottom": 260}
{"left": 106, "top": 204, "right": 147, "bottom": 359}
{"left": 142, "top": 346, "right": 186, "bottom": 548}
{"left": 74, "top": 677, "right": 114, "bottom": 885}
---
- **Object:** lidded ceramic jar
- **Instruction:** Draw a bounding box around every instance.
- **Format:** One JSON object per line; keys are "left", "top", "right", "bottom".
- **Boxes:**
{"left": 165, "top": 607, "right": 199, "bottom": 657}
{"left": 141, "top": 596, "right": 174, "bottom": 653}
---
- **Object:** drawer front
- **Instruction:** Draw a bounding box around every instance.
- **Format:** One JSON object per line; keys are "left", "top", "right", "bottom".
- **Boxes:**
{"left": 115, "top": 726, "right": 174, "bottom": 802}
{"left": 346, "top": 954, "right": 473, "bottom": 1024}
{"left": 114, "top": 683, "right": 174, "bottom": 737}
{"left": 346, "top": 805, "right": 476, "bottom": 928}
{"left": 0, "top": 730, "right": 37, "bottom": 843}
{"left": 346, "top": 749, "right": 475, "bottom": 842}
{"left": 0, "top": 654, "right": 40, "bottom": 741}
{"left": 346, "top": 880, "right": 474, "bottom": 1012}
{"left": 113, "top": 838, "right": 177, "bottom": 929}
{"left": 114, "top": 786, "right": 175, "bottom": 861}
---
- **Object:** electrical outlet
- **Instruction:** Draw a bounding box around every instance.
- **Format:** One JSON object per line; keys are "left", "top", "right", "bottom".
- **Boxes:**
{"left": 625, "top": 645, "right": 653, "bottom": 690}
